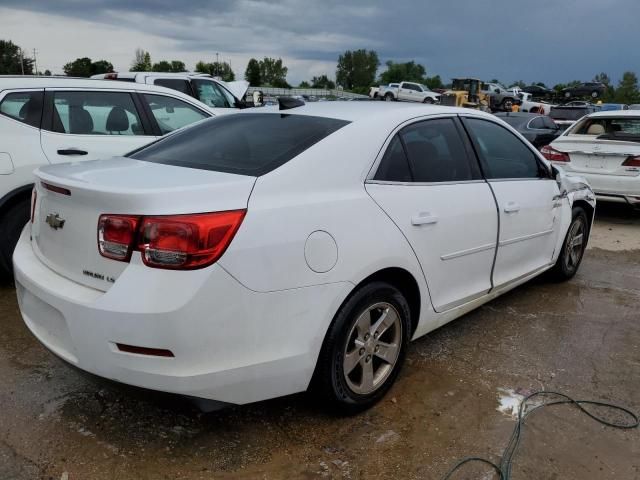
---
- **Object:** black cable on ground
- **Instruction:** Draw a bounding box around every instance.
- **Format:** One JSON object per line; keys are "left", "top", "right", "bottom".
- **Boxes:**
{"left": 441, "top": 390, "right": 639, "bottom": 480}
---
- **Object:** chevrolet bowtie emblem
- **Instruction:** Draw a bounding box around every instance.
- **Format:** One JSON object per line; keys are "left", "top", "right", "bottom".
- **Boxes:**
{"left": 45, "top": 213, "right": 65, "bottom": 230}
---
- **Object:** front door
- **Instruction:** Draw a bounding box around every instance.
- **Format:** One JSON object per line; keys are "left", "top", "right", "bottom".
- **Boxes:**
{"left": 366, "top": 117, "right": 498, "bottom": 312}
{"left": 462, "top": 116, "right": 562, "bottom": 287}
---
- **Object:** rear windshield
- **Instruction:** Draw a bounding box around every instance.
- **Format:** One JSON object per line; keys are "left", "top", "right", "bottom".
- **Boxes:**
{"left": 129, "top": 113, "right": 350, "bottom": 176}
{"left": 569, "top": 116, "right": 640, "bottom": 137}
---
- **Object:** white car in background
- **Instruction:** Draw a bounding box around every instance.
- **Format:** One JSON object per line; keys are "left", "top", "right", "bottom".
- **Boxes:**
{"left": 0, "top": 76, "right": 217, "bottom": 276}
{"left": 382, "top": 82, "right": 440, "bottom": 103}
{"left": 15, "top": 101, "right": 594, "bottom": 412}
{"left": 542, "top": 110, "right": 640, "bottom": 207}
{"left": 91, "top": 71, "right": 249, "bottom": 110}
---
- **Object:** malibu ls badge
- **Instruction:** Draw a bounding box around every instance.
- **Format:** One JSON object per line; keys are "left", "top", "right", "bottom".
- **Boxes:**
{"left": 45, "top": 213, "right": 65, "bottom": 230}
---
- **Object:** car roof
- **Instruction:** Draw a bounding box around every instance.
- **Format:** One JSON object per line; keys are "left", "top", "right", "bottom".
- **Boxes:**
{"left": 0, "top": 76, "right": 207, "bottom": 104}
{"left": 586, "top": 110, "right": 640, "bottom": 118}
{"left": 92, "top": 71, "right": 213, "bottom": 79}
{"left": 495, "top": 112, "right": 542, "bottom": 118}
{"left": 241, "top": 101, "right": 493, "bottom": 123}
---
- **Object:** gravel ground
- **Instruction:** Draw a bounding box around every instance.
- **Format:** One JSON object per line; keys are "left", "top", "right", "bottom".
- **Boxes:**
{"left": 0, "top": 203, "right": 638, "bottom": 480}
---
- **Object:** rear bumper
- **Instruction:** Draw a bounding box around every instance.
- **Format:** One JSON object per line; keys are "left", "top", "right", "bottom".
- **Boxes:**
{"left": 13, "top": 227, "right": 352, "bottom": 404}
{"left": 558, "top": 169, "right": 640, "bottom": 205}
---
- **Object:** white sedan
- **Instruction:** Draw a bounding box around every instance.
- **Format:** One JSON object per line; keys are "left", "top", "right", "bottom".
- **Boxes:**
{"left": 14, "top": 101, "right": 595, "bottom": 412}
{"left": 541, "top": 110, "right": 640, "bottom": 207}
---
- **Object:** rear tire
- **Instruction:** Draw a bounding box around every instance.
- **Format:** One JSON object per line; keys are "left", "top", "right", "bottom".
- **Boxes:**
{"left": 591, "top": 90, "right": 599, "bottom": 98}
{"left": 0, "top": 199, "right": 30, "bottom": 278}
{"left": 501, "top": 98, "right": 513, "bottom": 111}
{"left": 549, "top": 206, "right": 589, "bottom": 281}
{"left": 312, "top": 281, "right": 411, "bottom": 414}
{"left": 564, "top": 91, "right": 572, "bottom": 98}
{"left": 384, "top": 93, "right": 394, "bottom": 102}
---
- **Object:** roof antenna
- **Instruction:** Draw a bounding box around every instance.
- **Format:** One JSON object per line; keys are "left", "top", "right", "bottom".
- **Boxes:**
{"left": 278, "top": 96, "right": 305, "bottom": 110}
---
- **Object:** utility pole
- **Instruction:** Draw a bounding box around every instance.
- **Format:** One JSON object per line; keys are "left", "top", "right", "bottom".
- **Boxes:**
{"left": 19, "top": 47, "right": 24, "bottom": 75}
{"left": 216, "top": 52, "right": 219, "bottom": 76}
{"left": 32, "top": 48, "right": 38, "bottom": 75}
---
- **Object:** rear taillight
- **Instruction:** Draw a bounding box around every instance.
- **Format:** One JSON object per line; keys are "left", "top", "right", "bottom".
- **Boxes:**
{"left": 138, "top": 211, "right": 246, "bottom": 269}
{"left": 98, "top": 215, "right": 140, "bottom": 261}
{"left": 622, "top": 155, "right": 640, "bottom": 167}
{"left": 97, "top": 210, "right": 246, "bottom": 270}
{"left": 540, "top": 145, "right": 570, "bottom": 162}
{"left": 30, "top": 188, "right": 37, "bottom": 223}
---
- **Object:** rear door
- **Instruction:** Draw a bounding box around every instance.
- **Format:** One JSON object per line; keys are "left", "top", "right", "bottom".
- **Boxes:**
{"left": 40, "top": 89, "right": 156, "bottom": 163}
{"left": 366, "top": 116, "right": 498, "bottom": 312}
{"left": 462, "top": 116, "right": 561, "bottom": 287}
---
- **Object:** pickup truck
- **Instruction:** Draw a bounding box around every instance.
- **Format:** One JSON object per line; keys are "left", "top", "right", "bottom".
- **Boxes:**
{"left": 382, "top": 81, "right": 440, "bottom": 103}
{"left": 482, "top": 82, "right": 521, "bottom": 111}
{"left": 518, "top": 91, "right": 556, "bottom": 115}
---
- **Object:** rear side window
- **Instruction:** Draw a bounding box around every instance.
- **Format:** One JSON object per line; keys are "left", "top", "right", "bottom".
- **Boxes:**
{"left": 465, "top": 118, "right": 547, "bottom": 179}
{"left": 0, "top": 91, "right": 43, "bottom": 128}
{"left": 153, "top": 79, "right": 193, "bottom": 96}
{"left": 51, "top": 91, "right": 144, "bottom": 135}
{"left": 374, "top": 136, "right": 412, "bottom": 182}
{"left": 401, "top": 118, "right": 480, "bottom": 182}
{"left": 142, "top": 94, "right": 209, "bottom": 134}
{"left": 528, "top": 117, "right": 545, "bottom": 129}
{"left": 130, "top": 113, "right": 350, "bottom": 176}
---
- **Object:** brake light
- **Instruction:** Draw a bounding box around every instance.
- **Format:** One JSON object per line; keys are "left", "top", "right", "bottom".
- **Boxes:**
{"left": 622, "top": 155, "right": 640, "bottom": 167}
{"left": 540, "top": 145, "right": 570, "bottom": 162}
{"left": 97, "top": 210, "right": 246, "bottom": 270}
{"left": 137, "top": 211, "right": 246, "bottom": 269}
{"left": 98, "top": 215, "right": 140, "bottom": 261}
{"left": 30, "top": 188, "right": 37, "bottom": 223}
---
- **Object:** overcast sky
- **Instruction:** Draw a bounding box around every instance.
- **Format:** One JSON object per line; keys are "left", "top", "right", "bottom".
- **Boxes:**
{"left": 1, "top": 0, "right": 638, "bottom": 86}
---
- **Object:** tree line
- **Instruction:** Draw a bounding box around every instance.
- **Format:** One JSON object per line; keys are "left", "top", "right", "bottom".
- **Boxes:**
{"left": 1, "top": 38, "right": 639, "bottom": 104}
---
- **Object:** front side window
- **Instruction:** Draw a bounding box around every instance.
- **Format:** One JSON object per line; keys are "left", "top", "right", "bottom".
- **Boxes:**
{"left": 52, "top": 91, "right": 144, "bottom": 135}
{"left": 142, "top": 94, "right": 209, "bottom": 134}
{"left": 130, "top": 113, "right": 350, "bottom": 176}
{"left": 192, "top": 80, "right": 236, "bottom": 108}
{"left": 401, "top": 118, "right": 480, "bottom": 182}
{"left": 0, "top": 91, "right": 43, "bottom": 128}
{"left": 465, "top": 118, "right": 547, "bottom": 179}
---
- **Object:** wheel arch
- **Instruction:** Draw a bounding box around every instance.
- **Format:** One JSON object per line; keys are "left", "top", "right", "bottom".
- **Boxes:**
{"left": 572, "top": 198, "right": 595, "bottom": 231}
{"left": 0, "top": 183, "right": 33, "bottom": 220}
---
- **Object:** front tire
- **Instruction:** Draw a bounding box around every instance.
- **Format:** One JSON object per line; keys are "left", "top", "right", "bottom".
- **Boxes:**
{"left": 0, "top": 199, "right": 30, "bottom": 278}
{"left": 564, "top": 91, "right": 572, "bottom": 98}
{"left": 423, "top": 97, "right": 434, "bottom": 104}
{"left": 501, "top": 99, "right": 513, "bottom": 111}
{"left": 312, "top": 281, "right": 411, "bottom": 413}
{"left": 549, "top": 206, "right": 589, "bottom": 281}
{"left": 591, "top": 90, "right": 599, "bottom": 98}
{"left": 384, "top": 93, "right": 394, "bottom": 102}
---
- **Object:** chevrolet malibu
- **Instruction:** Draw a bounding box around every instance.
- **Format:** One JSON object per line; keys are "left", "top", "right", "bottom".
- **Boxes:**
{"left": 14, "top": 102, "right": 595, "bottom": 412}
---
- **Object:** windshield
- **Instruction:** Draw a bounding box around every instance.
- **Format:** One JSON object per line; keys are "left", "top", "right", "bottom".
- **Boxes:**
{"left": 130, "top": 113, "right": 350, "bottom": 176}
{"left": 568, "top": 116, "right": 640, "bottom": 138}
{"left": 419, "top": 84, "right": 431, "bottom": 92}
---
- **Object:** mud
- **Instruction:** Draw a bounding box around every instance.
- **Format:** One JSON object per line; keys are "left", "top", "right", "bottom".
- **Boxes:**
{"left": 0, "top": 204, "right": 638, "bottom": 480}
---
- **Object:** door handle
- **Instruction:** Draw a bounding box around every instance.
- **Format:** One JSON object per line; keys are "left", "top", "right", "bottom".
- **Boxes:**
{"left": 57, "top": 149, "right": 88, "bottom": 156}
{"left": 504, "top": 202, "right": 520, "bottom": 213}
{"left": 411, "top": 212, "right": 438, "bottom": 225}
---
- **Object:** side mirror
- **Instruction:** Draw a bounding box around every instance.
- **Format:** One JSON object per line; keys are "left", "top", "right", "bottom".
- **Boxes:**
{"left": 495, "top": 88, "right": 501, "bottom": 94}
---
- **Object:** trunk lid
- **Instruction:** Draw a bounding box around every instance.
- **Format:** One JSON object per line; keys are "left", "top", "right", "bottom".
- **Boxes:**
{"left": 553, "top": 136, "right": 640, "bottom": 176}
{"left": 32, "top": 157, "right": 256, "bottom": 291}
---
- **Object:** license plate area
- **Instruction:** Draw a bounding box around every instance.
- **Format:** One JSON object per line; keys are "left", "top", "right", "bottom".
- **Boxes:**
{"left": 585, "top": 155, "right": 607, "bottom": 169}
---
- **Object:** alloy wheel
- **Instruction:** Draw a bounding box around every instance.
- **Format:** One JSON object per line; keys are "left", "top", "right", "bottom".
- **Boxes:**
{"left": 564, "top": 216, "right": 586, "bottom": 271}
{"left": 342, "top": 302, "right": 402, "bottom": 395}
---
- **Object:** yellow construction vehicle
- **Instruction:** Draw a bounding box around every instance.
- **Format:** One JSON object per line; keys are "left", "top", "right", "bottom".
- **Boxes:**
{"left": 440, "top": 78, "right": 490, "bottom": 110}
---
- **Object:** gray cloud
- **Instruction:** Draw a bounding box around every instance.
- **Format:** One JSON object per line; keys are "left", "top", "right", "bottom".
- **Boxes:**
{"left": 2, "top": 0, "right": 639, "bottom": 85}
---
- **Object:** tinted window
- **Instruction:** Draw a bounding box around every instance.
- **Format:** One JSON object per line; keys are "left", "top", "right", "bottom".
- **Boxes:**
{"left": 154, "top": 79, "right": 193, "bottom": 96}
{"left": 542, "top": 117, "right": 558, "bottom": 129}
{"left": 192, "top": 80, "right": 236, "bottom": 108}
{"left": 528, "top": 117, "right": 545, "bottom": 129}
{"left": 52, "top": 91, "right": 144, "bottom": 135}
{"left": 130, "top": 113, "right": 350, "bottom": 176}
{"left": 400, "top": 118, "right": 479, "bottom": 182}
{"left": 0, "top": 91, "right": 43, "bottom": 128}
{"left": 374, "top": 135, "right": 412, "bottom": 182}
{"left": 465, "top": 118, "right": 546, "bottom": 179}
{"left": 142, "top": 94, "right": 208, "bottom": 134}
